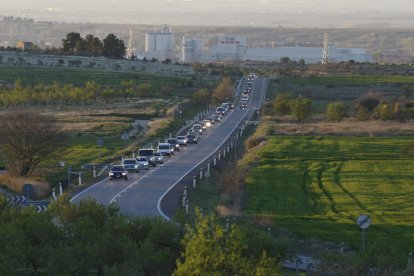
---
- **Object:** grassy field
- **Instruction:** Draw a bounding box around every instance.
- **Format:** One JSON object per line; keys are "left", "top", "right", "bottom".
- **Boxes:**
{"left": 244, "top": 136, "right": 414, "bottom": 261}
{"left": 0, "top": 66, "right": 193, "bottom": 88}
{"left": 282, "top": 75, "right": 414, "bottom": 87}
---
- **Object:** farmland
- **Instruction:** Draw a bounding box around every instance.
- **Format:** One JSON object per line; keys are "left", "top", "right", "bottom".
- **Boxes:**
{"left": 244, "top": 135, "right": 414, "bottom": 261}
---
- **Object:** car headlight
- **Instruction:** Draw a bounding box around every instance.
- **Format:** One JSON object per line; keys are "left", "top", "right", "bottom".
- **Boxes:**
{"left": 109, "top": 172, "right": 114, "bottom": 176}
{"left": 122, "top": 172, "right": 126, "bottom": 175}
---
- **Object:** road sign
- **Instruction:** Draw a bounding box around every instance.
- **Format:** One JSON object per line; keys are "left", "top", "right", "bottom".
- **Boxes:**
{"left": 121, "top": 132, "right": 129, "bottom": 140}
{"left": 96, "top": 137, "right": 104, "bottom": 147}
{"left": 357, "top": 214, "right": 371, "bottom": 229}
{"left": 22, "top": 183, "right": 35, "bottom": 199}
{"left": 357, "top": 214, "right": 371, "bottom": 252}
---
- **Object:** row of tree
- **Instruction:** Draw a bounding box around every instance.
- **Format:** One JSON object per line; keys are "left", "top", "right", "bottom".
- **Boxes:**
{"left": 272, "top": 93, "right": 313, "bottom": 122}
{"left": 0, "top": 195, "right": 281, "bottom": 275}
{"left": 272, "top": 92, "right": 414, "bottom": 122}
{"left": 62, "top": 32, "right": 126, "bottom": 59}
{"left": 192, "top": 77, "right": 234, "bottom": 106}
{"left": 0, "top": 80, "right": 167, "bottom": 108}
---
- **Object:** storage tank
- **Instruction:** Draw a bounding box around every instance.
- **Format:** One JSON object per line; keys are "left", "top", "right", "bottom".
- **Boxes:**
{"left": 145, "top": 33, "right": 156, "bottom": 52}
{"left": 156, "top": 34, "right": 170, "bottom": 51}
{"left": 182, "top": 37, "right": 194, "bottom": 62}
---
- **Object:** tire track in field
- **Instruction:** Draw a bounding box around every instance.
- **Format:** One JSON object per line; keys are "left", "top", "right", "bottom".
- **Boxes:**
{"left": 316, "top": 163, "right": 339, "bottom": 215}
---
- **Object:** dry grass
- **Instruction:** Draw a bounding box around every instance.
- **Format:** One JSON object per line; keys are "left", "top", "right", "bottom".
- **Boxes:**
{"left": 268, "top": 117, "right": 414, "bottom": 136}
{"left": 0, "top": 173, "right": 50, "bottom": 199}
{"left": 215, "top": 204, "right": 241, "bottom": 217}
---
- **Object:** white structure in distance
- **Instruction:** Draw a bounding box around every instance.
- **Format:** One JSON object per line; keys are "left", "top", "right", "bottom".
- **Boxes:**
{"left": 180, "top": 35, "right": 371, "bottom": 64}
{"left": 144, "top": 24, "right": 175, "bottom": 61}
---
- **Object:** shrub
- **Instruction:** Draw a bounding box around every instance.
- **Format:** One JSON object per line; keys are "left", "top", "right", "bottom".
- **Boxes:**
{"left": 245, "top": 135, "right": 267, "bottom": 150}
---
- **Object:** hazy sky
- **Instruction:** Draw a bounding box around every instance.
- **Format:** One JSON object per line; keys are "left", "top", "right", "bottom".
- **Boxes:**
{"left": 2, "top": 0, "right": 414, "bottom": 27}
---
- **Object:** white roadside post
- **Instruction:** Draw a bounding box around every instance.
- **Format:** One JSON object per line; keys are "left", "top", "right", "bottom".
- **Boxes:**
{"left": 193, "top": 176, "right": 197, "bottom": 188}
{"left": 185, "top": 200, "right": 189, "bottom": 215}
{"left": 59, "top": 182, "right": 63, "bottom": 196}
{"left": 52, "top": 187, "right": 57, "bottom": 200}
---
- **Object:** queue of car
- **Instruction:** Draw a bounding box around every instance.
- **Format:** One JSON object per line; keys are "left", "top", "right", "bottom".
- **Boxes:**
{"left": 108, "top": 73, "right": 256, "bottom": 181}
{"left": 239, "top": 73, "right": 255, "bottom": 109}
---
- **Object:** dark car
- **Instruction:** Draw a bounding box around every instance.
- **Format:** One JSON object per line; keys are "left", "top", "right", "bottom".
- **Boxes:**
{"left": 212, "top": 114, "right": 221, "bottom": 122}
{"left": 166, "top": 138, "right": 180, "bottom": 151}
{"left": 138, "top": 148, "right": 157, "bottom": 166}
{"left": 109, "top": 165, "right": 128, "bottom": 180}
{"left": 205, "top": 117, "right": 215, "bottom": 125}
{"left": 186, "top": 133, "right": 198, "bottom": 144}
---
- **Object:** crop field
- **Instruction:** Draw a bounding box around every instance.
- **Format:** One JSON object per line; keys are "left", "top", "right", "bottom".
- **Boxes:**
{"left": 244, "top": 136, "right": 414, "bottom": 259}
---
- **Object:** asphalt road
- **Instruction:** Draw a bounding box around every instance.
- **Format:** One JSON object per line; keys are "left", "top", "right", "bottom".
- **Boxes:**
{"left": 71, "top": 77, "right": 268, "bottom": 219}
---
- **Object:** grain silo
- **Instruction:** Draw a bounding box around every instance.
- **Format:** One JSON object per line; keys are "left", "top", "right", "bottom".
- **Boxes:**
{"left": 143, "top": 25, "right": 176, "bottom": 61}
{"left": 145, "top": 32, "right": 157, "bottom": 52}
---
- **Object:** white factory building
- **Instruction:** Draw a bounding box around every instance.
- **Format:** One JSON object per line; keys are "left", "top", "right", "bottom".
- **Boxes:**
{"left": 180, "top": 35, "right": 372, "bottom": 64}
{"left": 143, "top": 25, "right": 175, "bottom": 61}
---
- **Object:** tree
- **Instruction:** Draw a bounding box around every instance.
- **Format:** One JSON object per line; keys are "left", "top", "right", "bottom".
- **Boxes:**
{"left": 120, "top": 80, "right": 134, "bottom": 101}
{"left": 280, "top": 56, "right": 290, "bottom": 65}
{"left": 373, "top": 101, "right": 394, "bottom": 120}
{"left": 137, "top": 83, "right": 152, "bottom": 98}
{"left": 273, "top": 92, "right": 292, "bottom": 115}
{"left": 83, "top": 34, "right": 103, "bottom": 56}
{"left": 62, "top": 32, "right": 82, "bottom": 53}
{"left": 174, "top": 210, "right": 280, "bottom": 276}
{"left": 103, "top": 34, "right": 126, "bottom": 59}
{"left": 326, "top": 101, "right": 346, "bottom": 122}
{"left": 0, "top": 111, "right": 62, "bottom": 177}
{"left": 354, "top": 103, "right": 370, "bottom": 121}
{"left": 192, "top": 88, "right": 211, "bottom": 106}
{"left": 290, "top": 97, "right": 312, "bottom": 122}
{"left": 212, "top": 77, "right": 234, "bottom": 103}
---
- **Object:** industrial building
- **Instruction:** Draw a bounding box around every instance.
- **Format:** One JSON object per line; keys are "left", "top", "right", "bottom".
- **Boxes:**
{"left": 16, "top": 41, "right": 34, "bottom": 51}
{"left": 180, "top": 35, "right": 372, "bottom": 64}
{"left": 143, "top": 25, "right": 175, "bottom": 61}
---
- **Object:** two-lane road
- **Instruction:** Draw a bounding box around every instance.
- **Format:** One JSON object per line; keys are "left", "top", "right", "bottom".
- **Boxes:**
{"left": 71, "top": 77, "right": 268, "bottom": 219}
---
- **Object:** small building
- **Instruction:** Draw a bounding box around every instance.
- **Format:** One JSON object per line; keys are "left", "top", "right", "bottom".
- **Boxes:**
{"left": 16, "top": 41, "right": 34, "bottom": 51}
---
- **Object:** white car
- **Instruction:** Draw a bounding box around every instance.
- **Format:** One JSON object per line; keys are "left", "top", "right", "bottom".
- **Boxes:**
{"left": 136, "top": 157, "right": 149, "bottom": 170}
{"left": 202, "top": 119, "right": 211, "bottom": 128}
{"left": 177, "top": 135, "right": 188, "bottom": 146}
{"left": 154, "top": 151, "right": 164, "bottom": 164}
{"left": 192, "top": 124, "right": 203, "bottom": 135}
{"left": 158, "top": 143, "right": 174, "bottom": 157}
{"left": 122, "top": 158, "right": 140, "bottom": 173}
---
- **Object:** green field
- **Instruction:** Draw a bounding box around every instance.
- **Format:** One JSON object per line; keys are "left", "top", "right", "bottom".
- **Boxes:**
{"left": 245, "top": 136, "right": 414, "bottom": 260}
{"left": 282, "top": 75, "right": 414, "bottom": 87}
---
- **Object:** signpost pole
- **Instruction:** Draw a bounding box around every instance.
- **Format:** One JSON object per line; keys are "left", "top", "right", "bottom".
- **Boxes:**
{"left": 362, "top": 229, "right": 366, "bottom": 252}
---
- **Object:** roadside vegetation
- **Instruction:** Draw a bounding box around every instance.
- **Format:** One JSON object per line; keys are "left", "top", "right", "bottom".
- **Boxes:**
{"left": 234, "top": 71, "right": 414, "bottom": 271}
